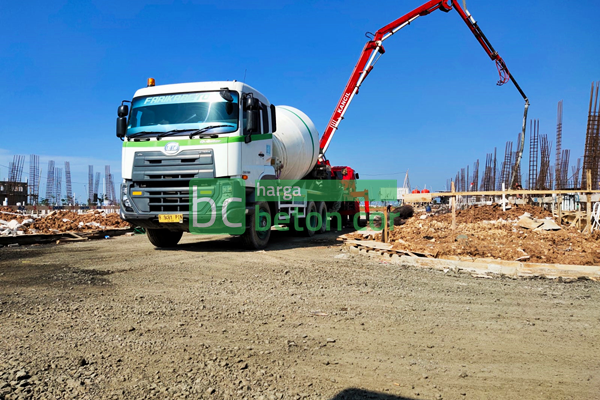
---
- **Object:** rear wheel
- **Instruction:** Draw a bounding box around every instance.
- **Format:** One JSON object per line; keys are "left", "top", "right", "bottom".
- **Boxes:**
{"left": 317, "top": 201, "right": 327, "bottom": 234}
{"left": 302, "top": 201, "right": 318, "bottom": 237}
{"left": 242, "top": 202, "right": 271, "bottom": 249}
{"left": 146, "top": 229, "right": 183, "bottom": 248}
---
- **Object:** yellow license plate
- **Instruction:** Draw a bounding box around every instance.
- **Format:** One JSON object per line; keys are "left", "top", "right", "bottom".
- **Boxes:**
{"left": 158, "top": 214, "right": 183, "bottom": 223}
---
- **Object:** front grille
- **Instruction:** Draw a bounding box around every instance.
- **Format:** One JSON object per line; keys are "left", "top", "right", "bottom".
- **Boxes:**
{"left": 130, "top": 149, "right": 215, "bottom": 213}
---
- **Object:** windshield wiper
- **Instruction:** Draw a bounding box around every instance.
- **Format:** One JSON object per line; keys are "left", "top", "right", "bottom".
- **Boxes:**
{"left": 156, "top": 129, "right": 194, "bottom": 141}
{"left": 188, "top": 125, "right": 235, "bottom": 139}
{"left": 127, "top": 131, "right": 158, "bottom": 139}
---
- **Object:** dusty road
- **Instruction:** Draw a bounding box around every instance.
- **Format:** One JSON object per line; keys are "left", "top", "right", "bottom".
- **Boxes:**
{"left": 1, "top": 230, "right": 599, "bottom": 400}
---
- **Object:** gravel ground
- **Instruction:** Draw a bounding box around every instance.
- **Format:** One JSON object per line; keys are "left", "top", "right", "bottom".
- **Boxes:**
{"left": 0, "top": 230, "right": 599, "bottom": 400}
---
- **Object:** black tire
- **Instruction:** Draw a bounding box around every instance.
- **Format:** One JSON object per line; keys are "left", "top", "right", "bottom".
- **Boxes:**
{"left": 317, "top": 201, "right": 327, "bottom": 234}
{"left": 146, "top": 229, "right": 183, "bottom": 248}
{"left": 242, "top": 202, "right": 271, "bottom": 249}
{"left": 302, "top": 201, "right": 318, "bottom": 237}
{"left": 328, "top": 200, "right": 341, "bottom": 213}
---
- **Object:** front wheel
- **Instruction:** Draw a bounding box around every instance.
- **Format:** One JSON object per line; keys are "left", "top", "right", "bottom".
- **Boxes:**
{"left": 242, "top": 202, "right": 271, "bottom": 249}
{"left": 146, "top": 229, "right": 183, "bottom": 248}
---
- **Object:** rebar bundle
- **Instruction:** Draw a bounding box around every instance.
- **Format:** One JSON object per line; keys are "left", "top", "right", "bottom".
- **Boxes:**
{"left": 537, "top": 135, "right": 552, "bottom": 189}
{"left": 88, "top": 165, "right": 94, "bottom": 205}
{"left": 493, "top": 147, "right": 497, "bottom": 191}
{"left": 454, "top": 172, "right": 460, "bottom": 192}
{"left": 560, "top": 149, "right": 570, "bottom": 189}
{"left": 471, "top": 160, "right": 479, "bottom": 191}
{"left": 45, "top": 161, "right": 55, "bottom": 203}
{"left": 54, "top": 168, "right": 62, "bottom": 205}
{"left": 65, "top": 161, "right": 73, "bottom": 205}
{"left": 528, "top": 120, "right": 539, "bottom": 189}
{"left": 481, "top": 153, "right": 493, "bottom": 191}
{"left": 8, "top": 155, "right": 25, "bottom": 182}
{"left": 582, "top": 82, "right": 600, "bottom": 189}
{"left": 499, "top": 142, "right": 513, "bottom": 189}
{"left": 109, "top": 174, "right": 117, "bottom": 205}
{"left": 28, "top": 155, "right": 40, "bottom": 204}
{"left": 105, "top": 165, "right": 111, "bottom": 203}
{"left": 572, "top": 158, "right": 581, "bottom": 189}
{"left": 93, "top": 172, "right": 100, "bottom": 203}
{"left": 555, "top": 101, "right": 563, "bottom": 189}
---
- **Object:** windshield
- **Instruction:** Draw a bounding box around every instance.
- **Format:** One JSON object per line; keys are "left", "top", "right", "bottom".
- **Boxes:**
{"left": 127, "top": 91, "right": 239, "bottom": 136}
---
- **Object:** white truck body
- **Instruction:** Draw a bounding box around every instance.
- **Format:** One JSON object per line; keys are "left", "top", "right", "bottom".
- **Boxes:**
{"left": 119, "top": 80, "right": 320, "bottom": 237}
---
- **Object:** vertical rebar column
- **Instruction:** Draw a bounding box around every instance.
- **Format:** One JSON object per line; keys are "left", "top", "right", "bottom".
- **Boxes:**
{"left": 528, "top": 120, "right": 539, "bottom": 190}
{"left": 93, "top": 172, "right": 101, "bottom": 204}
{"left": 537, "top": 135, "right": 551, "bottom": 190}
{"left": 105, "top": 165, "right": 111, "bottom": 204}
{"left": 555, "top": 101, "right": 563, "bottom": 189}
{"left": 88, "top": 165, "right": 94, "bottom": 205}
{"left": 493, "top": 148, "right": 497, "bottom": 191}
{"left": 45, "top": 160, "right": 55, "bottom": 203}
{"left": 561, "top": 149, "right": 570, "bottom": 188}
{"left": 500, "top": 142, "right": 513, "bottom": 189}
{"left": 54, "top": 167, "right": 62, "bottom": 206}
{"left": 65, "top": 161, "right": 73, "bottom": 205}
{"left": 472, "top": 159, "right": 479, "bottom": 192}
{"left": 29, "top": 155, "right": 40, "bottom": 205}
{"left": 573, "top": 158, "right": 581, "bottom": 189}
{"left": 109, "top": 174, "right": 117, "bottom": 205}
{"left": 582, "top": 82, "right": 600, "bottom": 190}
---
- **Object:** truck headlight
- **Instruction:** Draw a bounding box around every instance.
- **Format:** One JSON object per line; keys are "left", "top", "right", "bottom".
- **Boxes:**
{"left": 122, "top": 195, "right": 132, "bottom": 208}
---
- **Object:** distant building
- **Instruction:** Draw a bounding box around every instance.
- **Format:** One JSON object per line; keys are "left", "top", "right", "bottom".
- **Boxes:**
{"left": 0, "top": 181, "right": 28, "bottom": 206}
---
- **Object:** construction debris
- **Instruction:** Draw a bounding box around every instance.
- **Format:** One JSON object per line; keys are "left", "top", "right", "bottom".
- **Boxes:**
{"left": 345, "top": 204, "right": 600, "bottom": 266}
{"left": 0, "top": 210, "right": 130, "bottom": 237}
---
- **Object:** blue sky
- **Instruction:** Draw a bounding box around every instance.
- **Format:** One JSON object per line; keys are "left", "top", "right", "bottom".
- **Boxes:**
{"left": 1, "top": 0, "right": 599, "bottom": 201}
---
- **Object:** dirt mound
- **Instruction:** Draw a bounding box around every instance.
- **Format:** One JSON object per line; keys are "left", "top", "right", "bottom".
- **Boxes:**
{"left": 25, "top": 211, "right": 130, "bottom": 234}
{"left": 387, "top": 215, "right": 600, "bottom": 266}
{"left": 0, "top": 211, "right": 30, "bottom": 224}
{"left": 433, "top": 204, "right": 552, "bottom": 224}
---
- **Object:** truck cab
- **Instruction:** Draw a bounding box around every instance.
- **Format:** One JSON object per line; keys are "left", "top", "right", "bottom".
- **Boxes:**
{"left": 117, "top": 80, "right": 277, "bottom": 246}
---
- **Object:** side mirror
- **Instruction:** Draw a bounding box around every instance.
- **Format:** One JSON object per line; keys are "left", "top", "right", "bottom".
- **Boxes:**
{"left": 219, "top": 88, "right": 233, "bottom": 102}
{"left": 118, "top": 104, "right": 129, "bottom": 118}
{"left": 116, "top": 117, "right": 127, "bottom": 138}
{"left": 270, "top": 104, "right": 277, "bottom": 133}
{"left": 246, "top": 110, "right": 259, "bottom": 134}
{"left": 244, "top": 93, "right": 255, "bottom": 111}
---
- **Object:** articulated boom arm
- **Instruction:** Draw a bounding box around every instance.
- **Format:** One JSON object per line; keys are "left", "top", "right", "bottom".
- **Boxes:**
{"left": 320, "top": 0, "right": 529, "bottom": 169}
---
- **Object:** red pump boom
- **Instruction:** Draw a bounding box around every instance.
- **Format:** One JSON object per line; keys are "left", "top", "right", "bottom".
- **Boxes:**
{"left": 320, "top": 0, "right": 529, "bottom": 186}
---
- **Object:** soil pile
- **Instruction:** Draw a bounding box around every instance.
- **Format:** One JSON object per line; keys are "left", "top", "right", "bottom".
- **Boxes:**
{"left": 434, "top": 203, "right": 552, "bottom": 224}
{"left": 1, "top": 210, "right": 130, "bottom": 235}
{"left": 26, "top": 211, "right": 131, "bottom": 234}
{"left": 387, "top": 212, "right": 600, "bottom": 265}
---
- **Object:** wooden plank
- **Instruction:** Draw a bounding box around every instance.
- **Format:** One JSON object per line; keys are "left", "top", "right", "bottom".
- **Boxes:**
{"left": 430, "top": 189, "right": 600, "bottom": 197}
{"left": 344, "top": 240, "right": 392, "bottom": 250}
{"left": 403, "top": 193, "right": 433, "bottom": 203}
